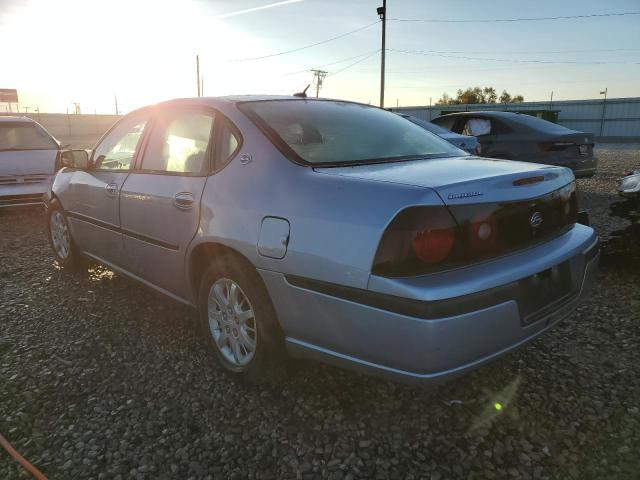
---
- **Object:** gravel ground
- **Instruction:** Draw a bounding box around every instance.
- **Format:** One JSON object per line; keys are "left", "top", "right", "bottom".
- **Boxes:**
{"left": 1, "top": 146, "right": 639, "bottom": 480}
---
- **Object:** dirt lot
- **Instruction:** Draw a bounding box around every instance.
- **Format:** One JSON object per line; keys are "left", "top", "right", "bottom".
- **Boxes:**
{"left": 1, "top": 146, "right": 639, "bottom": 480}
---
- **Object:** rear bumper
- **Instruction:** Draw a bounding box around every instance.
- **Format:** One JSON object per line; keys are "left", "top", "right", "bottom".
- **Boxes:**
{"left": 259, "top": 225, "right": 599, "bottom": 385}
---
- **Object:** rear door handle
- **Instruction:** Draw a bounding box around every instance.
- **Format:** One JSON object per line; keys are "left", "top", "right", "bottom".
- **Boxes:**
{"left": 105, "top": 182, "right": 118, "bottom": 196}
{"left": 174, "top": 192, "right": 195, "bottom": 210}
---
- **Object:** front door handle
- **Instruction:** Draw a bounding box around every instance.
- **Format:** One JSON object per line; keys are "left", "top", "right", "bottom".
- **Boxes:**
{"left": 174, "top": 192, "right": 195, "bottom": 210}
{"left": 105, "top": 182, "right": 118, "bottom": 196}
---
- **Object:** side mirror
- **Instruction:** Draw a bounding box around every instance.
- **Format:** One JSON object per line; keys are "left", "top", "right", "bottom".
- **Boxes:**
{"left": 61, "top": 149, "right": 89, "bottom": 169}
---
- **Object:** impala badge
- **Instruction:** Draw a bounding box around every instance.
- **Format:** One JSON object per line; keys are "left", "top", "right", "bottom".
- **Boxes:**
{"left": 530, "top": 211, "right": 543, "bottom": 229}
{"left": 447, "top": 191, "right": 483, "bottom": 200}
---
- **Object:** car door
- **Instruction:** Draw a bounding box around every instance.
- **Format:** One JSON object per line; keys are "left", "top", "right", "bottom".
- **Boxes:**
{"left": 118, "top": 107, "right": 216, "bottom": 300}
{"left": 63, "top": 111, "right": 150, "bottom": 265}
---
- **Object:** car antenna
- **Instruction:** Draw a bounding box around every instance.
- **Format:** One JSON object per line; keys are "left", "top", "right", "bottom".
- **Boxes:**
{"left": 293, "top": 84, "right": 310, "bottom": 98}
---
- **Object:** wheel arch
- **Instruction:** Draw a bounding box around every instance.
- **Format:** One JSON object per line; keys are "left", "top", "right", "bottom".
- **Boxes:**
{"left": 187, "top": 241, "right": 258, "bottom": 304}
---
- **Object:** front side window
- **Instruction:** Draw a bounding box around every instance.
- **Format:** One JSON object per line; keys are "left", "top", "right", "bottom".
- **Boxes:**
{"left": 93, "top": 113, "right": 149, "bottom": 170}
{"left": 240, "top": 100, "right": 461, "bottom": 166}
{"left": 0, "top": 122, "right": 57, "bottom": 151}
{"left": 142, "top": 111, "right": 214, "bottom": 174}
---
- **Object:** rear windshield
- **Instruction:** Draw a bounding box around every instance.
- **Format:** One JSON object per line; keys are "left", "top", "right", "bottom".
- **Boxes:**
{"left": 240, "top": 100, "right": 462, "bottom": 166}
{"left": 511, "top": 114, "right": 575, "bottom": 134}
{"left": 0, "top": 122, "right": 57, "bottom": 151}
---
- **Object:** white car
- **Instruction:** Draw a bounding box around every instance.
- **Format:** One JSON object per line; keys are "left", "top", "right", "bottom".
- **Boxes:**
{"left": 0, "top": 116, "right": 60, "bottom": 207}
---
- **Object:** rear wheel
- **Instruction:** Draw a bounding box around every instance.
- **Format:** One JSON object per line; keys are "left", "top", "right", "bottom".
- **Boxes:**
{"left": 198, "top": 254, "right": 283, "bottom": 378}
{"left": 46, "top": 200, "right": 82, "bottom": 270}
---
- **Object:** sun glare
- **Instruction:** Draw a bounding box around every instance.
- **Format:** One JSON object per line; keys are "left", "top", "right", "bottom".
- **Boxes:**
{"left": 3, "top": 0, "right": 273, "bottom": 113}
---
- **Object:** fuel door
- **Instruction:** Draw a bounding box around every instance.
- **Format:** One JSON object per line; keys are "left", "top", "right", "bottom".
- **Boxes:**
{"left": 258, "top": 217, "right": 290, "bottom": 259}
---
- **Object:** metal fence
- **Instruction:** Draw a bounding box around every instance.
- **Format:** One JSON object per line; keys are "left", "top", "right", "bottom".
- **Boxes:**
{"left": 391, "top": 97, "right": 640, "bottom": 140}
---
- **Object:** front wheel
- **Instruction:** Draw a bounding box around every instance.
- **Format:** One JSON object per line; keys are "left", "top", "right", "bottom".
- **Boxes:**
{"left": 46, "top": 200, "right": 82, "bottom": 270}
{"left": 198, "top": 254, "right": 283, "bottom": 378}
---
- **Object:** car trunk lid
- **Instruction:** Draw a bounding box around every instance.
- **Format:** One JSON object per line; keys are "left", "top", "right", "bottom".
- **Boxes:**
{"left": 314, "top": 156, "right": 574, "bottom": 205}
{"left": 538, "top": 132, "right": 595, "bottom": 158}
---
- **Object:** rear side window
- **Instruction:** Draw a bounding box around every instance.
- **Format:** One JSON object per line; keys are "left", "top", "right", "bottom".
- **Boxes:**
{"left": 215, "top": 121, "right": 240, "bottom": 170}
{"left": 0, "top": 122, "right": 57, "bottom": 151}
{"left": 142, "top": 111, "right": 214, "bottom": 174}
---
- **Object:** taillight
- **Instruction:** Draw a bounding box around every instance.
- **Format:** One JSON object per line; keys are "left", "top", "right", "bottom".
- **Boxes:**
{"left": 556, "top": 181, "right": 578, "bottom": 221}
{"left": 474, "top": 143, "right": 482, "bottom": 156}
{"left": 373, "top": 206, "right": 459, "bottom": 276}
{"left": 372, "top": 183, "right": 579, "bottom": 277}
{"left": 469, "top": 211, "right": 498, "bottom": 254}
{"left": 412, "top": 226, "right": 454, "bottom": 264}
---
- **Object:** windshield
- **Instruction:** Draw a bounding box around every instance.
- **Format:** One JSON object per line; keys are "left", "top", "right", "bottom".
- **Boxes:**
{"left": 403, "top": 115, "right": 452, "bottom": 135}
{"left": 0, "top": 122, "right": 57, "bottom": 151}
{"left": 240, "top": 100, "right": 463, "bottom": 166}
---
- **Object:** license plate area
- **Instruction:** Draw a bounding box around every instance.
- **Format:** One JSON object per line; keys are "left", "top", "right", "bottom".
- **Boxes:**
{"left": 579, "top": 144, "right": 589, "bottom": 156}
{"left": 518, "top": 261, "right": 574, "bottom": 325}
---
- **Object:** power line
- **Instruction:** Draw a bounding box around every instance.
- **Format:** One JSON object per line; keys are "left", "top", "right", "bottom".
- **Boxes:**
{"left": 328, "top": 50, "right": 380, "bottom": 77}
{"left": 231, "top": 20, "right": 380, "bottom": 62}
{"left": 388, "top": 47, "right": 640, "bottom": 55}
{"left": 388, "top": 12, "right": 640, "bottom": 23}
{"left": 389, "top": 48, "right": 640, "bottom": 65}
{"left": 283, "top": 49, "right": 380, "bottom": 76}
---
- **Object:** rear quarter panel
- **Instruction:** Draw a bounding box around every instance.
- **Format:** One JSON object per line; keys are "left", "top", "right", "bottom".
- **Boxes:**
{"left": 190, "top": 111, "right": 445, "bottom": 291}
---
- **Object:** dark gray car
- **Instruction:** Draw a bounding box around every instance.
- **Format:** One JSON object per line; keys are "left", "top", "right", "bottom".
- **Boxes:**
{"left": 399, "top": 114, "right": 481, "bottom": 155}
{"left": 432, "top": 111, "right": 597, "bottom": 177}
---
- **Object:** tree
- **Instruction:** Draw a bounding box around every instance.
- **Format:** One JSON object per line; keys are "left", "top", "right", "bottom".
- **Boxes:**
{"left": 499, "top": 90, "right": 512, "bottom": 103}
{"left": 437, "top": 87, "right": 524, "bottom": 105}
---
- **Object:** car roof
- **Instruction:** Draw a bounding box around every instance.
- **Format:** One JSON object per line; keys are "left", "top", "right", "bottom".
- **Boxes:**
{"left": 155, "top": 95, "right": 372, "bottom": 109}
{"left": 0, "top": 116, "right": 35, "bottom": 123}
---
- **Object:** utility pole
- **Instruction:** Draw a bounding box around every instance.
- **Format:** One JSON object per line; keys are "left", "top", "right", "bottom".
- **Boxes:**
{"left": 549, "top": 91, "right": 554, "bottom": 111}
{"left": 196, "top": 55, "right": 201, "bottom": 97}
{"left": 599, "top": 88, "right": 608, "bottom": 137}
{"left": 201, "top": 76, "right": 204, "bottom": 97}
{"left": 114, "top": 93, "right": 119, "bottom": 115}
{"left": 310, "top": 69, "right": 327, "bottom": 98}
{"left": 24, "top": 106, "right": 30, "bottom": 113}
{"left": 377, "top": 1, "right": 386, "bottom": 108}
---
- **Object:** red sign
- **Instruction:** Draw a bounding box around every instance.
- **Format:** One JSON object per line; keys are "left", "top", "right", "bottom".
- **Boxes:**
{"left": 0, "top": 89, "right": 18, "bottom": 103}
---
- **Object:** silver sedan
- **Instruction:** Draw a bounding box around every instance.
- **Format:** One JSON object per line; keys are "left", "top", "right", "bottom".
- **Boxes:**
{"left": 46, "top": 96, "right": 599, "bottom": 384}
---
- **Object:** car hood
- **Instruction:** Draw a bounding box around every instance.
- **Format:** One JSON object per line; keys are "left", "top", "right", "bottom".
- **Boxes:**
{"left": 0, "top": 149, "right": 58, "bottom": 176}
{"left": 314, "top": 156, "right": 575, "bottom": 204}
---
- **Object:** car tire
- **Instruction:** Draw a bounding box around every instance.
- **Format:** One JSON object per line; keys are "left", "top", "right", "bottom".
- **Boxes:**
{"left": 198, "top": 253, "right": 283, "bottom": 379}
{"left": 46, "top": 199, "right": 83, "bottom": 271}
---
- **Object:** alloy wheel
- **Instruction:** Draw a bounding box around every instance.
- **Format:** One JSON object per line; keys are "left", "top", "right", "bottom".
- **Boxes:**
{"left": 207, "top": 278, "right": 257, "bottom": 366}
{"left": 50, "top": 211, "right": 71, "bottom": 260}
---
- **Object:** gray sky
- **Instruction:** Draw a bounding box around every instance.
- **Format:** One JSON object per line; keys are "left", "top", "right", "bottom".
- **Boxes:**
{"left": 1, "top": 0, "right": 639, "bottom": 113}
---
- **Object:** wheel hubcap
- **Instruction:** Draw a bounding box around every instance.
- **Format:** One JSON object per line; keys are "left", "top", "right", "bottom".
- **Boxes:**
{"left": 207, "top": 278, "right": 257, "bottom": 366}
{"left": 50, "top": 211, "right": 71, "bottom": 260}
